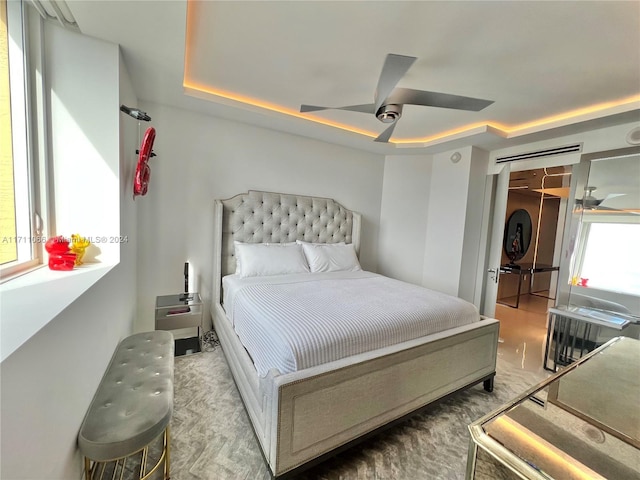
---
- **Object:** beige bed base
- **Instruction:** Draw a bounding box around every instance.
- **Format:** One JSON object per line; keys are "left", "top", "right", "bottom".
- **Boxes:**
{"left": 212, "top": 191, "right": 499, "bottom": 477}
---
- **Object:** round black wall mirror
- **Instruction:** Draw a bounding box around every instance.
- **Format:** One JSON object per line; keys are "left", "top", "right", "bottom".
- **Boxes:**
{"left": 504, "top": 209, "right": 532, "bottom": 263}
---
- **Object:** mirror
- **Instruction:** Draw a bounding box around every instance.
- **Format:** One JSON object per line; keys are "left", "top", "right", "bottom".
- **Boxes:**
{"left": 476, "top": 337, "right": 639, "bottom": 480}
{"left": 567, "top": 153, "right": 640, "bottom": 306}
{"left": 503, "top": 209, "right": 532, "bottom": 263}
{"left": 548, "top": 150, "right": 640, "bottom": 370}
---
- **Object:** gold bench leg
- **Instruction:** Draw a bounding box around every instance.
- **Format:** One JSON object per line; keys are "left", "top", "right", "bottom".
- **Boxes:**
{"left": 84, "top": 457, "right": 92, "bottom": 480}
{"left": 164, "top": 426, "right": 171, "bottom": 480}
{"left": 84, "top": 428, "right": 170, "bottom": 480}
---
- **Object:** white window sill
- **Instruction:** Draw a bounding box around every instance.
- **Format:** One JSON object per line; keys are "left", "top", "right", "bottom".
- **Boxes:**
{"left": 569, "top": 285, "right": 640, "bottom": 316}
{"left": 0, "top": 262, "right": 115, "bottom": 362}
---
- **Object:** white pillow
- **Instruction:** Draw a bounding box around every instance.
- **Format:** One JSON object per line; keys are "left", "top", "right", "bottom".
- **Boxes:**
{"left": 299, "top": 242, "right": 361, "bottom": 273}
{"left": 234, "top": 241, "right": 310, "bottom": 278}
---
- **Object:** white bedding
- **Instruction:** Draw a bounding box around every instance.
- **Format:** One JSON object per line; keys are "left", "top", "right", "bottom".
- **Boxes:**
{"left": 222, "top": 271, "right": 480, "bottom": 377}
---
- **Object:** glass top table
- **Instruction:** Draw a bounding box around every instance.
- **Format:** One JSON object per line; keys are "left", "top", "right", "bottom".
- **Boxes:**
{"left": 467, "top": 336, "right": 640, "bottom": 479}
{"left": 498, "top": 263, "right": 559, "bottom": 309}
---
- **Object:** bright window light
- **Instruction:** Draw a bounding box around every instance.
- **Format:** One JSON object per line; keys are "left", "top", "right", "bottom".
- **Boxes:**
{"left": 579, "top": 223, "right": 640, "bottom": 296}
{"left": 0, "top": 0, "right": 18, "bottom": 264}
{"left": 1, "top": 0, "right": 47, "bottom": 280}
{"left": 1, "top": 0, "right": 32, "bottom": 268}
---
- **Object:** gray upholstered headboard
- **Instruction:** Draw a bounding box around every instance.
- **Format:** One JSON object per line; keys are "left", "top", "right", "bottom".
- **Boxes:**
{"left": 212, "top": 190, "right": 361, "bottom": 304}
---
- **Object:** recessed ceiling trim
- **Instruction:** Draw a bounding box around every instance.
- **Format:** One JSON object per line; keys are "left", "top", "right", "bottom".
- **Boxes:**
{"left": 184, "top": 78, "right": 640, "bottom": 148}
{"left": 183, "top": 0, "right": 640, "bottom": 147}
{"left": 183, "top": 83, "right": 379, "bottom": 139}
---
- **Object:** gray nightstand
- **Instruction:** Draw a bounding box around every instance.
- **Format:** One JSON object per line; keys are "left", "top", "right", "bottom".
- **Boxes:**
{"left": 155, "top": 292, "right": 203, "bottom": 356}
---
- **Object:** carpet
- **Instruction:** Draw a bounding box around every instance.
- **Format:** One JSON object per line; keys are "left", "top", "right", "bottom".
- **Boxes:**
{"left": 170, "top": 347, "right": 547, "bottom": 480}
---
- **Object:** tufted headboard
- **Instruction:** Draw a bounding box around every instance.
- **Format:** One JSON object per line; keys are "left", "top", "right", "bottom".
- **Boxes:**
{"left": 212, "top": 190, "right": 361, "bottom": 304}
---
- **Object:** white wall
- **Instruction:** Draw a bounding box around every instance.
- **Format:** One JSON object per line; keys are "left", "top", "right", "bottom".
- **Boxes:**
{"left": 377, "top": 154, "right": 432, "bottom": 284}
{"left": 377, "top": 147, "right": 489, "bottom": 303}
{"left": 458, "top": 147, "right": 490, "bottom": 304}
{"left": 134, "top": 101, "right": 385, "bottom": 333}
{"left": 377, "top": 147, "right": 489, "bottom": 304}
{"left": 0, "top": 28, "right": 138, "bottom": 480}
{"left": 47, "top": 24, "right": 120, "bottom": 263}
{"left": 422, "top": 147, "right": 475, "bottom": 296}
{"left": 117, "top": 54, "right": 139, "bottom": 327}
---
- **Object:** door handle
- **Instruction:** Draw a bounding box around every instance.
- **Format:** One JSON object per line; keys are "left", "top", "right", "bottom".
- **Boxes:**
{"left": 488, "top": 268, "right": 500, "bottom": 284}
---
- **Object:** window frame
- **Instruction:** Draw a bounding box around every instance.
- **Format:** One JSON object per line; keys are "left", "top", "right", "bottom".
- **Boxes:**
{"left": 574, "top": 213, "right": 640, "bottom": 296}
{"left": 1, "top": 0, "right": 48, "bottom": 281}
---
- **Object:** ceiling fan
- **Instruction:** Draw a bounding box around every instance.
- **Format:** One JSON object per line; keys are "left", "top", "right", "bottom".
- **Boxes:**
{"left": 576, "top": 186, "right": 627, "bottom": 211}
{"left": 299, "top": 54, "right": 494, "bottom": 143}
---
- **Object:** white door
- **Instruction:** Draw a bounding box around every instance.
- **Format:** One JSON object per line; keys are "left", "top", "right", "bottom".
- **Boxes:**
{"left": 482, "top": 164, "right": 511, "bottom": 318}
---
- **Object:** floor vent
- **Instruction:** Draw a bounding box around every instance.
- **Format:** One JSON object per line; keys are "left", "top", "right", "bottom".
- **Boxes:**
{"left": 496, "top": 143, "right": 582, "bottom": 164}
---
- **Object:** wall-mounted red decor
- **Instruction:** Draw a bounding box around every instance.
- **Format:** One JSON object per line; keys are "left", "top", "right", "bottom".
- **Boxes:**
{"left": 133, "top": 127, "right": 156, "bottom": 197}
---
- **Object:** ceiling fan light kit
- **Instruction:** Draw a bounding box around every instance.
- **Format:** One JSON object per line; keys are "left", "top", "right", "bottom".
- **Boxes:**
{"left": 579, "top": 186, "right": 602, "bottom": 208}
{"left": 376, "top": 104, "right": 402, "bottom": 123}
{"left": 299, "top": 53, "right": 494, "bottom": 143}
{"left": 626, "top": 126, "right": 640, "bottom": 145}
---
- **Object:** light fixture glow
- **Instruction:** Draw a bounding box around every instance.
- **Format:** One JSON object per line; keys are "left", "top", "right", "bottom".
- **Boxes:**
{"left": 531, "top": 187, "right": 571, "bottom": 198}
{"left": 183, "top": 81, "right": 379, "bottom": 139}
{"left": 490, "top": 416, "right": 603, "bottom": 480}
{"left": 183, "top": 0, "right": 640, "bottom": 146}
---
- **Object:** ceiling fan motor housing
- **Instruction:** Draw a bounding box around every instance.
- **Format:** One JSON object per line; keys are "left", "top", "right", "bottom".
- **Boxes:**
{"left": 376, "top": 104, "right": 403, "bottom": 123}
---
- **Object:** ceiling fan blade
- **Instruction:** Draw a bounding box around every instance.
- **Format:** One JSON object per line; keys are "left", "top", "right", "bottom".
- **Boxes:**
{"left": 300, "top": 103, "right": 376, "bottom": 114}
{"left": 584, "top": 205, "right": 640, "bottom": 215}
{"left": 374, "top": 54, "right": 416, "bottom": 111}
{"left": 388, "top": 88, "right": 494, "bottom": 112}
{"left": 300, "top": 104, "right": 327, "bottom": 112}
{"left": 603, "top": 193, "right": 626, "bottom": 202}
{"left": 337, "top": 104, "right": 376, "bottom": 114}
{"left": 374, "top": 121, "right": 398, "bottom": 143}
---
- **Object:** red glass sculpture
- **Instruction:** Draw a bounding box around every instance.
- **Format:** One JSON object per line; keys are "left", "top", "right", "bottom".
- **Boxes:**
{"left": 45, "top": 236, "right": 76, "bottom": 271}
{"left": 134, "top": 127, "right": 156, "bottom": 197}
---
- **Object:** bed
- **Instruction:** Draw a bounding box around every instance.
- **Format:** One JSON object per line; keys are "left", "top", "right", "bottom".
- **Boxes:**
{"left": 211, "top": 190, "right": 499, "bottom": 478}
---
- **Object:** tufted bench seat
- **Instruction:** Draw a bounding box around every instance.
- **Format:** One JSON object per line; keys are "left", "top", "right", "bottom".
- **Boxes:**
{"left": 78, "top": 331, "right": 174, "bottom": 480}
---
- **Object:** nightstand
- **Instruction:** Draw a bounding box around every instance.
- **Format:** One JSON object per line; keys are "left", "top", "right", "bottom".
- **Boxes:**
{"left": 155, "top": 292, "right": 203, "bottom": 356}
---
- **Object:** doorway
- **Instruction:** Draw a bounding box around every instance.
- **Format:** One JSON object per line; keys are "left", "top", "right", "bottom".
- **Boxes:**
{"left": 490, "top": 165, "right": 572, "bottom": 373}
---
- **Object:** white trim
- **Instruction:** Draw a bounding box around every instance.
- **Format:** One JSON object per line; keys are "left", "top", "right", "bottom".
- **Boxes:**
{"left": 28, "top": 5, "right": 51, "bottom": 258}
{"left": 573, "top": 221, "right": 590, "bottom": 280}
{"left": 580, "top": 212, "right": 640, "bottom": 224}
{"left": 0, "top": 262, "right": 115, "bottom": 362}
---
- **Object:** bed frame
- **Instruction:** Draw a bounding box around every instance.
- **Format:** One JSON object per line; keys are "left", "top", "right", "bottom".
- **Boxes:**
{"left": 211, "top": 190, "right": 499, "bottom": 478}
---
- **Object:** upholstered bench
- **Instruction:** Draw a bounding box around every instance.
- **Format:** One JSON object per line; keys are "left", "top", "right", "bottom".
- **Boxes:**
{"left": 78, "top": 331, "right": 174, "bottom": 480}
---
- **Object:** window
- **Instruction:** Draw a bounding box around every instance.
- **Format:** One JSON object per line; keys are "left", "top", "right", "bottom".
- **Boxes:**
{"left": 1, "top": 0, "right": 45, "bottom": 280}
{"left": 0, "top": 2, "right": 120, "bottom": 363}
{"left": 576, "top": 221, "right": 640, "bottom": 296}
{"left": 568, "top": 154, "right": 640, "bottom": 298}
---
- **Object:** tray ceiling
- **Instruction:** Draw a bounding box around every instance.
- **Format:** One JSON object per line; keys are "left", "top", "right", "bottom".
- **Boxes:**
{"left": 70, "top": 1, "right": 640, "bottom": 152}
